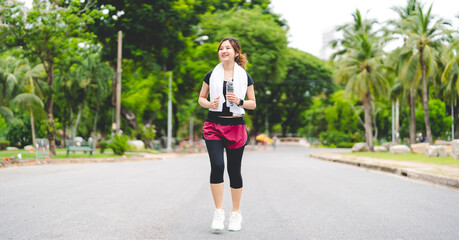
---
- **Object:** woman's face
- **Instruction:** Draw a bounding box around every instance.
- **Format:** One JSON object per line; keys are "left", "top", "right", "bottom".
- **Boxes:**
{"left": 218, "top": 40, "right": 238, "bottom": 63}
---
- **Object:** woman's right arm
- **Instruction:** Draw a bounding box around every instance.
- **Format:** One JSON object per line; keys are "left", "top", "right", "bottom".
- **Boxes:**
{"left": 198, "top": 82, "right": 212, "bottom": 109}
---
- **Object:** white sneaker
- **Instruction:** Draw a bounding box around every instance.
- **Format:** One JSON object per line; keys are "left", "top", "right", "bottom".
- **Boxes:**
{"left": 211, "top": 209, "right": 225, "bottom": 231}
{"left": 228, "top": 211, "right": 242, "bottom": 231}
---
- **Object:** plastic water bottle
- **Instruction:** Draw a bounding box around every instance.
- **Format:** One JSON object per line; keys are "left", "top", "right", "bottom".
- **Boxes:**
{"left": 226, "top": 78, "right": 234, "bottom": 107}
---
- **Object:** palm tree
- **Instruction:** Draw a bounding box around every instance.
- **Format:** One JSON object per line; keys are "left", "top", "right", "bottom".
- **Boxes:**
{"left": 332, "top": 10, "right": 390, "bottom": 151}
{"left": 69, "top": 54, "right": 113, "bottom": 145}
{"left": 441, "top": 29, "right": 459, "bottom": 138}
{"left": 10, "top": 61, "right": 46, "bottom": 145}
{"left": 389, "top": 0, "right": 419, "bottom": 145}
{"left": 397, "top": 3, "right": 450, "bottom": 144}
{"left": 0, "top": 56, "right": 46, "bottom": 144}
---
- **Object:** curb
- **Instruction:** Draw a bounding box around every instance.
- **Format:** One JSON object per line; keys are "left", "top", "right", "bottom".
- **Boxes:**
{"left": 0, "top": 156, "right": 162, "bottom": 168}
{"left": 309, "top": 153, "right": 459, "bottom": 189}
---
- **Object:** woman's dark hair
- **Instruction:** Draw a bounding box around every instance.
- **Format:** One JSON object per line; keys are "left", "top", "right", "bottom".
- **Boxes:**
{"left": 217, "top": 37, "right": 248, "bottom": 70}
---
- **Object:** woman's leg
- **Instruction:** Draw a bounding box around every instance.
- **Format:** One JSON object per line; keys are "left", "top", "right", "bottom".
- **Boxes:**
{"left": 205, "top": 140, "right": 225, "bottom": 209}
{"left": 226, "top": 146, "right": 244, "bottom": 212}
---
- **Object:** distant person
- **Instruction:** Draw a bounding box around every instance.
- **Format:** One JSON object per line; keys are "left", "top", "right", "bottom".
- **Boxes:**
{"left": 198, "top": 37, "right": 256, "bottom": 232}
{"left": 272, "top": 135, "right": 278, "bottom": 150}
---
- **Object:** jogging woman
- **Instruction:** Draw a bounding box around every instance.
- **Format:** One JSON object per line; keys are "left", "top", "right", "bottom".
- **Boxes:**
{"left": 198, "top": 37, "right": 256, "bottom": 231}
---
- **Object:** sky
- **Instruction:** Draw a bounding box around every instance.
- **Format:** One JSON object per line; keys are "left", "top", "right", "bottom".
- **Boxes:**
{"left": 269, "top": 0, "right": 459, "bottom": 58}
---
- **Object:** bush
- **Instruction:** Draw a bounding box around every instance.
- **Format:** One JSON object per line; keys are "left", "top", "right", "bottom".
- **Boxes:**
{"left": 0, "top": 140, "right": 9, "bottom": 150}
{"left": 110, "top": 135, "right": 129, "bottom": 155}
{"left": 336, "top": 142, "right": 355, "bottom": 148}
{"left": 99, "top": 141, "right": 108, "bottom": 154}
{"left": 319, "top": 130, "right": 351, "bottom": 146}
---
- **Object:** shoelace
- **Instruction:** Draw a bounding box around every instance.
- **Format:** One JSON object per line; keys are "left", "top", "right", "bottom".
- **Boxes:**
{"left": 229, "top": 213, "right": 240, "bottom": 222}
{"left": 214, "top": 211, "right": 224, "bottom": 219}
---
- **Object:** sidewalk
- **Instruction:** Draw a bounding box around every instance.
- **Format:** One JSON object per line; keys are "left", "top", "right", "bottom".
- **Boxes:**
{"left": 310, "top": 152, "right": 459, "bottom": 189}
{"left": 0, "top": 144, "right": 270, "bottom": 168}
{"left": 0, "top": 152, "right": 189, "bottom": 168}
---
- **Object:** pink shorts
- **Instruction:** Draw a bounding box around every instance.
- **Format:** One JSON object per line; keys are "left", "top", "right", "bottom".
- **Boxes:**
{"left": 202, "top": 116, "right": 249, "bottom": 149}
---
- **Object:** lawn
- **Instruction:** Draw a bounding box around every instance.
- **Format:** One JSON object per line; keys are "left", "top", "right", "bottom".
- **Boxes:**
{"left": 0, "top": 148, "right": 128, "bottom": 160}
{"left": 345, "top": 152, "right": 459, "bottom": 167}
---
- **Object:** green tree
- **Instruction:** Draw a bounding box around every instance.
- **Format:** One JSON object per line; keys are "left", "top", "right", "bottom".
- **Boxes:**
{"left": 396, "top": 2, "right": 450, "bottom": 144}
{"left": 0, "top": 0, "right": 100, "bottom": 155}
{"left": 440, "top": 28, "right": 459, "bottom": 138}
{"left": 199, "top": 6, "right": 289, "bottom": 135}
{"left": 67, "top": 54, "right": 113, "bottom": 141}
{"left": 0, "top": 55, "right": 46, "bottom": 145}
{"left": 278, "top": 48, "right": 334, "bottom": 136}
{"left": 389, "top": 0, "right": 419, "bottom": 144}
{"left": 332, "top": 10, "right": 390, "bottom": 151}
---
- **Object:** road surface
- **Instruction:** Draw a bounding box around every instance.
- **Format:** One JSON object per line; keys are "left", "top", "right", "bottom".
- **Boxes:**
{"left": 1, "top": 146, "right": 458, "bottom": 239}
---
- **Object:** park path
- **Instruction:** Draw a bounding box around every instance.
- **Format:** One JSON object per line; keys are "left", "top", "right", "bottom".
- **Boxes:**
{"left": 1, "top": 146, "right": 458, "bottom": 239}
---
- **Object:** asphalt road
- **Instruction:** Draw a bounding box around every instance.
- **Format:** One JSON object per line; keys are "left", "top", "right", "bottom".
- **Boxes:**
{"left": 1, "top": 146, "right": 458, "bottom": 240}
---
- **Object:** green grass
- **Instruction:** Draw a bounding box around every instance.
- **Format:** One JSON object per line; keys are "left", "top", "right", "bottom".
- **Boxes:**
{"left": 0, "top": 148, "right": 134, "bottom": 160}
{"left": 345, "top": 152, "right": 459, "bottom": 167}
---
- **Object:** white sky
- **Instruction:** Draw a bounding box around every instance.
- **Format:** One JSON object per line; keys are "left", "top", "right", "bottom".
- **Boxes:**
{"left": 269, "top": 0, "right": 459, "bottom": 58}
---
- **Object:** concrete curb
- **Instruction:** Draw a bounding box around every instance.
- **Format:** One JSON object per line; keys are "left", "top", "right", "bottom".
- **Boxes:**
{"left": 0, "top": 156, "right": 163, "bottom": 168}
{"left": 310, "top": 153, "right": 459, "bottom": 189}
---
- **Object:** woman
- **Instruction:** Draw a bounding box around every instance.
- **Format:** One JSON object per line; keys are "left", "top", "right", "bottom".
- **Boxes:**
{"left": 198, "top": 37, "right": 256, "bottom": 232}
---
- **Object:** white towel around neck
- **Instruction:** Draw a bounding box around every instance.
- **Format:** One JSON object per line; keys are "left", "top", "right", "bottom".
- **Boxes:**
{"left": 209, "top": 62, "right": 247, "bottom": 116}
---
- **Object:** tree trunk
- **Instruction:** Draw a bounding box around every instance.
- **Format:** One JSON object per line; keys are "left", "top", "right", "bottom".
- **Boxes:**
{"left": 363, "top": 91, "right": 374, "bottom": 151}
{"left": 455, "top": 99, "right": 459, "bottom": 139}
{"left": 282, "top": 103, "right": 300, "bottom": 138}
{"left": 66, "top": 91, "right": 73, "bottom": 145}
{"left": 72, "top": 102, "right": 83, "bottom": 140}
{"left": 45, "top": 62, "right": 56, "bottom": 156}
{"left": 409, "top": 86, "right": 416, "bottom": 145}
{"left": 281, "top": 122, "right": 288, "bottom": 137}
{"left": 173, "top": 104, "right": 179, "bottom": 139}
{"left": 420, "top": 49, "right": 433, "bottom": 144}
{"left": 121, "top": 105, "right": 139, "bottom": 130}
{"left": 30, "top": 112, "right": 36, "bottom": 145}
{"left": 62, "top": 114, "right": 67, "bottom": 148}
{"left": 92, "top": 101, "right": 100, "bottom": 151}
{"left": 372, "top": 112, "right": 378, "bottom": 141}
{"left": 111, "top": 74, "right": 138, "bottom": 130}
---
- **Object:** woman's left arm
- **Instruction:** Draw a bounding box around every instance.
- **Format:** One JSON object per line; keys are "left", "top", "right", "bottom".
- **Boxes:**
{"left": 242, "top": 85, "right": 256, "bottom": 110}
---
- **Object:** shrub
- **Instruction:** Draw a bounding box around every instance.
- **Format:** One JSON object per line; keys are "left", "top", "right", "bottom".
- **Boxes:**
{"left": 0, "top": 140, "right": 9, "bottom": 150}
{"left": 336, "top": 142, "right": 355, "bottom": 148}
{"left": 99, "top": 141, "right": 108, "bottom": 154}
{"left": 110, "top": 135, "right": 129, "bottom": 155}
{"left": 319, "top": 130, "right": 351, "bottom": 146}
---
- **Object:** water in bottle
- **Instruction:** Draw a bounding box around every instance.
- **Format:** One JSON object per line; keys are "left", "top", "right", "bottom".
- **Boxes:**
{"left": 226, "top": 78, "right": 234, "bottom": 107}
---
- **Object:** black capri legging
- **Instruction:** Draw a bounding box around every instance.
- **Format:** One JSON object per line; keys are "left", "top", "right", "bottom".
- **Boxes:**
{"left": 205, "top": 140, "right": 244, "bottom": 189}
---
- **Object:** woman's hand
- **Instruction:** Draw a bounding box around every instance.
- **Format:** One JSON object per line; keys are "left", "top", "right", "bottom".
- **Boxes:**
{"left": 210, "top": 96, "right": 220, "bottom": 109}
{"left": 226, "top": 93, "right": 240, "bottom": 105}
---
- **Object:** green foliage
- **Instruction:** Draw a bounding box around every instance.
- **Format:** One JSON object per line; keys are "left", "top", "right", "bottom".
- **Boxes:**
{"left": 299, "top": 95, "right": 328, "bottom": 139}
{"left": 0, "top": 0, "right": 456, "bottom": 147}
{"left": 1, "top": 121, "right": 30, "bottom": 147}
{"left": 110, "top": 135, "right": 129, "bottom": 155}
{"left": 319, "top": 130, "right": 352, "bottom": 147}
{"left": 0, "top": 114, "right": 6, "bottom": 130}
{"left": 276, "top": 48, "right": 334, "bottom": 135}
{"left": 417, "top": 99, "right": 452, "bottom": 139}
{"left": 0, "top": 140, "right": 8, "bottom": 150}
{"left": 121, "top": 60, "right": 165, "bottom": 124}
{"left": 90, "top": 0, "right": 208, "bottom": 69}
{"left": 98, "top": 141, "right": 108, "bottom": 154}
{"left": 200, "top": 6, "right": 288, "bottom": 84}
{"left": 132, "top": 123, "right": 156, "bottom": 148}
{"left": 1, "top": 0, "right": 103, "bottom": 154}
{"left": 324, "top": 90, "right": 360, "bottom": 133}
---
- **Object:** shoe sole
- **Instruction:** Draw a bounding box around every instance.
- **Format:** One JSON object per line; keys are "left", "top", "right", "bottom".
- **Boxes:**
{"left": 228, "top": 227, "right": 241, "bottom": 231}
{"left": 211, "top": 224, "right": 224, "bottom": 231}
